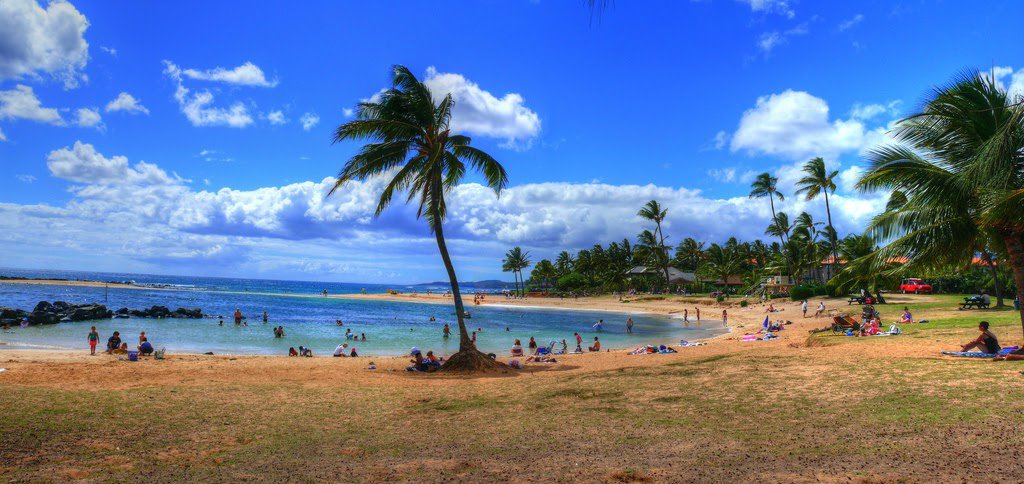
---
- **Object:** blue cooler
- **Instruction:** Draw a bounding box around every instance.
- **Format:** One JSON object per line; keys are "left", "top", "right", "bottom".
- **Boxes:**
{"left": 127, "top": 350, "right": 139, "bottom": 361}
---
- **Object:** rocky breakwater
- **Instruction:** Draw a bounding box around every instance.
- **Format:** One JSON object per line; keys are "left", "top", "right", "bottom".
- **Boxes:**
{"left": 0, "top": 302, "right": 206, "bottom": 326}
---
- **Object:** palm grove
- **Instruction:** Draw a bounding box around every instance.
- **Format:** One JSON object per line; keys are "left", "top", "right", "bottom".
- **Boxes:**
{"left": 330, "top": 67, "right": 1024, "bottom": 370}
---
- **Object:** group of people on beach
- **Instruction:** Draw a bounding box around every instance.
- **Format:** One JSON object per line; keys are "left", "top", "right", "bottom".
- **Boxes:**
{"left": 87, "top": 326, "right": 153, "bottom": 356}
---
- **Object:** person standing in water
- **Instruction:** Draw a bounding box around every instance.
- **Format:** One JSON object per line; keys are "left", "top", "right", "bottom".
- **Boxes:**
{"left": 88, "top": 326, "right": 99, "bottom": 355}
{"left": 626, "top": 317, "right": 634, "bottom": 333}
{"left": 234, "top": 308, "right": 243, "bottom": 325}
{"left": 262, "top": 310, "right": 268, "bottom": 323}
{"left": 722, "top": 309, "right": 728, "bottom": 326}
{"left": 593, "top": 319, "right": 604, "bottom": 332}
{"left": 683, "top": 309, "right": 689, "bottom": 322}
{"left": 443, "top": 324, "right": 451, "bottom": 338}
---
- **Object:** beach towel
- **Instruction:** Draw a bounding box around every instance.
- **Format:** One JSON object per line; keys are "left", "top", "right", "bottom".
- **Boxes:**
{"left": 942, "top": 351, "right": 998, "bottom": 358}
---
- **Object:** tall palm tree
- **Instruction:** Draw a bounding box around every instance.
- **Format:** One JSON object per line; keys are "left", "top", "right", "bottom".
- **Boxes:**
{"left": 638, "top": 200, "right": 672, "bottom": 290}
{"left": 764, "top": 211, "right": 791, "bottom": 243}
{"left": 554, "top": 251, "right": 575, "bottom": 277}
{"left": 501, "top": 256, "right": 519, "bottom": 297}
{"left": 330, "top": 65, "right": 508, "bottom": 368}
{"left": 531, "top": 259, "right": 557, "bottom": 289}
{"left": 503, "top": 247, "right": 531, "bottom": 297}
{"left": 749, "top": 173, "right": 787, "bottom": 246}
{"left": 674, "top": 237, "right": 705, "bottom": 272}
{"left": 857, "top": 71, "right": 1024, "bottom": 334}
{"left": 795, "top": 157, "right": 840, "bottom": 278}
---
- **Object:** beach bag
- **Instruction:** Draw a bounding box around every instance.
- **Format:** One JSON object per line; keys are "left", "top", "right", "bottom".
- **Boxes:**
{"left": 154, "top": 348, "right": 166, "bottom": 360}
{"left": 888, "top": 324, "right": 902, "bottom": 335}
{"left": 127, "top": 350, "right": 139, "bottom": 361}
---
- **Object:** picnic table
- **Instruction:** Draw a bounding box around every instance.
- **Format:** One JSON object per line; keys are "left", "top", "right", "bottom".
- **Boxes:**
{"left": 958, "top": 296, "right": 990, "bottom": 310}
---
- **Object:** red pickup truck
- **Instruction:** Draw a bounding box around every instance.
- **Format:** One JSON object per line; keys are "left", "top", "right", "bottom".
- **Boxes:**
{"left": 899, "top": 278, "right": 933, "bottom": 294}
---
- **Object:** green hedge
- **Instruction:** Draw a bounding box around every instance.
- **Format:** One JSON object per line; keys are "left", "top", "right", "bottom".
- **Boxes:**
{"left": 790, "top": 284, "right": 830, "bottom": 301}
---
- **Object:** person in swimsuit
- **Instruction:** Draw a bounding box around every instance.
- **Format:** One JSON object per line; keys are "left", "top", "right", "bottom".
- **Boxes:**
{"left": 234, "top": 308, "right": 243, "bottom": 325}
{"left": 106, "top": 331, "right": 122, "bottom": 353}
{"left": 626, "top": 317, "right": 634, "bottom": 333}
{"left": 588, "top": 336, "right": 601, "bottom": 352}
{"left": 961, "top": 321, "right": 1000, "bottom": 354}
{"left": 88, "top": 326, "right": 99, "bottom": 355}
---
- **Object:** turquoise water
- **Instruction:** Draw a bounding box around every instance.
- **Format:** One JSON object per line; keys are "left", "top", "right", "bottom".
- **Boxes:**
{"left": 0, "top": 269, "right": 727, "bottom": 356}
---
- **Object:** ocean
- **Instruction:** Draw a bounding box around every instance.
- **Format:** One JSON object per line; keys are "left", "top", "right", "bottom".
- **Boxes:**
{"left": 0, "top": 268, "right": 727, "bottom": 356}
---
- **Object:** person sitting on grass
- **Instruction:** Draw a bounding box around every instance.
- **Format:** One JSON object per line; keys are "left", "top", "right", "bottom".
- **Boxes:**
{"left": 900, "top": 307, "right": 913, "bottom": 324}
{"left": 588, "top": 336, "right": 601, "bottom": 352}
{"left": 994, "top": 346, "right": 1024, "bottom": 361}
{"left": 961, "top": 321, "right": 1000, "bottom": 354}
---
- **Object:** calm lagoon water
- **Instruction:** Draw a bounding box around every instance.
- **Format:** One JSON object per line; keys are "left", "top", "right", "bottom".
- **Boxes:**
{"left": 0, "top": 269, "right": 727, "bottom": 356}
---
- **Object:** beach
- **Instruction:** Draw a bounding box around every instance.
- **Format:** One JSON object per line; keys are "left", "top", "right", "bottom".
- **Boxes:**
{"left": 4, "top": 293, "right": 1023, "bottom": 480}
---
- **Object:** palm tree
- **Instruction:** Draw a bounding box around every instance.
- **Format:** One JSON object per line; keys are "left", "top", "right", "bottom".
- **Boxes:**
{"left": 531, "top": 259, "right": 557, "bottom": 288}
{"left": 554, "top": 251, "right": 575, "bottom": 277}
{"left": 698, "top": 243, "right": 741, "bottom": 289}
{"left": 637, "top": 200, "right": 672, "bottom": 290}
{"left": 503, "top": 247, "right": 531, "bottom": 297}
{"left": 749, "top": 173, "right": 787, "bottom": 246}
{"left": 330, "top": 65, "right": 508, "bottom": 369}
{"left": 764, "top": 211, "right": 791, "bottom": 243}
{"left": 857, "top": 71, "right": 1024, "bottom": 334}
{"left": 795, "top": 157, "right": 840, "bottom": 278}
{"left": 674, "top": 237, "right": 705, "bottom": 272}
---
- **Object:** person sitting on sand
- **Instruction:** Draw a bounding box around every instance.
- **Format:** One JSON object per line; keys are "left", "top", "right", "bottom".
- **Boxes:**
{"left": 138, "top": 338, "right": 154, "bottom": 356}
{"left": 511, "top": 339, "right": 523, "bottom": 357}
{"left": 589, "top": 336, "right": 601, "bottom": 352}
{"left": 407, "top": 347, "right": 428, "bottom": 372}
{"left": 302, "top": 347, "right": 313, "bottom": 357}
{"left": 350, "top": 347, "right": 358, "bottom": 357}
{"left": 900, "top": 307, "right": 913, "bottom": 324}
{"left": 106, "top": 331, "right": 122, "bottom": 353}
{"left": 334, "top": 343, "right": 348, "bottom": 357}
{"left": 961, "top": 321, "right": 1000, "bottom": 354}
{"left": 289, "top": 347, "right": 298, "bottom": 357}
{"left": 528, "top": 337, "right": 538, "bottom": 353}
{"left": 814, "top": 302, "right": 826, "bottom": 318}
{"left": 425, "top": 351, "right": 441, "bottom": 369}
{"left": 116, "top": 342, "right": 129, "bottom": 354}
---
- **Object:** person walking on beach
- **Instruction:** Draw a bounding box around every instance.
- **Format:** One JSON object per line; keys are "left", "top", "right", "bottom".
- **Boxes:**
{"left": 234, "top": 308, "right": 242, "bottom": 325}
{"left": 574, "top": 332, "right": 583, "bottom": 351}
{"left": 696, "top": 307, "right": 700, "bottom": 321}
{"left": 626, "top": 317, "right": 634, "bottom": 333}
{"left": 88, "top": 326, "right": 99, "bottom": 355}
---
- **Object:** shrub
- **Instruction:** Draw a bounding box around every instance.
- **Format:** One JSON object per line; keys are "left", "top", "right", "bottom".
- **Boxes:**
{"left": 555, "top": 273, "right": 588, "bottom": 292}
{"left": 790, "top": 284, "right": 826, "bottom": 301}
{"left": 740, "top": 299, "right": 749, "bottom": 307}
{"left": 716, "top": 295, "right": 726, "bottom": 303}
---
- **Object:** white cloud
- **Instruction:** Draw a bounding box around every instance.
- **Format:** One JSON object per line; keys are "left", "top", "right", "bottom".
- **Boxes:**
{"left": 74, "top": 107, "right": 103, "bottom": 130}
{"left": 0, "top": 84, "right": 64, "bottom": 124}
{"left": 713, "top": 130, "right": 728, "bottom": 150}
{"left": 100, "top": 46, "right": 116, "bottom": 57}
{"left": 342, "top": 107, "right": 354, "bottom": 117}
{"left": 47, "top": 141, "right": 177, "bottom": 186}
{"left": 163, "top": 61, "right": 254, "bottom": 128}
{"left": 105, "top": 92, "right": 149, "bottom": 114}
{"left": 730, "top": 89, "right": 891, "bottom": 160}
{"left": 838, "top": 14, "right": 864, "bottom": 31}
{"left": 422, "top": 67, "right": 541, "bottom": 149}
{"left": 267, "top": 110, "right": 287, "bottom": 125}
{"left": 0, "top": 0, "right": 90, "bottom": 88}
{"left": 740, "top": 0, "right": 794, "bottom": 18}
{"left": 181, "top": 61, "right": 277, "bottom": 87}
{"left": 15, "top": 174, "right": 35, "bottom": 183}
{"left": 0, "top": 141, "right": 889, "bottom": 281}
{"left": 991, "top": 66, "right": 1024, "bottom": 100}
{"left": 300, "top": 112, "right": 319, "bottom": 131}
{"left": 758, "top": 23, "right": 808, "bottom": 55}
{"left": 0, "top": 127, "right": 5, "bottom": 141}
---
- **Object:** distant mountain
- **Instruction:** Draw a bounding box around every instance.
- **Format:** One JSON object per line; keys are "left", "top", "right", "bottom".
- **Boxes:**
{"left": 411, "top": 279, "right": 514, "bottom": 289}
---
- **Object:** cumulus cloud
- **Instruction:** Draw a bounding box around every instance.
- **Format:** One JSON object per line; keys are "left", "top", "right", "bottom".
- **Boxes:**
{"left": 0, "top": 84, "right": 64, "bottom": 124}
{"left": 991, "top": 66, "right": 1024, "bottom": 99}
{"left": 47, "top": 141, "right": 178, "bottom": 186}
{"left": 74, "top": 107, "right": 102, "bottom": 129}
{"left": 266, "top": 110, "right": 286, "bottom": 125}
{"left": 0, "top": 0, "right": 90, "bottom": 88}
{"left": 163, "top": 61, "right": 254, "bottom": 128}
{"left": 181, "top": 61, "right": 277, "bottom": 87}
{"left": 422, "top": 67, "right": 541, "bottom": 149}
{"left": 730, "top": 89, "right": 891, "bottom": 160}
{"left": 300, "top": 112, "right": 319, "bottom": 131}
{"left": 105, "top": 92, "right": 149, "bottom": 114}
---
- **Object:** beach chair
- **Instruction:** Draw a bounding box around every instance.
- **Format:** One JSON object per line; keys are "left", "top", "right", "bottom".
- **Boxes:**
{"left": 536, "top": 341, "right": 555, "bottom": 356}
{"left": 831, "top": 315, "right": 860, "bottom": 334}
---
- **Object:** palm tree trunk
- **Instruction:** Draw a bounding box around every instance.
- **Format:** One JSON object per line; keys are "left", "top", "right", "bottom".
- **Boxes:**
{"left": 981, "top": 251, "right": 1005, "bottom": 307}
{"left": 432, "top": 217, "right": 473, "bottom": 352}
{"left": 656, "top": 222, "right": 671, "bottom": 292}
{"left": 823, "top": 190, "right": 837, "bottom": 281}
{"left": 1001, "top": 233, "right": 1024, "bottom": 338}
{"left": 769, "top": 195, "right": 785, "bottom": 246}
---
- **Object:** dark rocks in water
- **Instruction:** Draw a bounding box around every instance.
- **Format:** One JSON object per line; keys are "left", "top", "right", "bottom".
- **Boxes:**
{"left": 20, "top": 302, "right": 206, "bottom": 325}
{"left": 0, "top": 306, "right": 29, "bottom": 325}
{"left": 28, "top": 301, "right": 112, "bottom": 325}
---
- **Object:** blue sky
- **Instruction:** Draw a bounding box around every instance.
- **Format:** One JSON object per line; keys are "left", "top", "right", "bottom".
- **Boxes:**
{"left": 2, "top": 0, "right": 1023, "bottom": 283}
